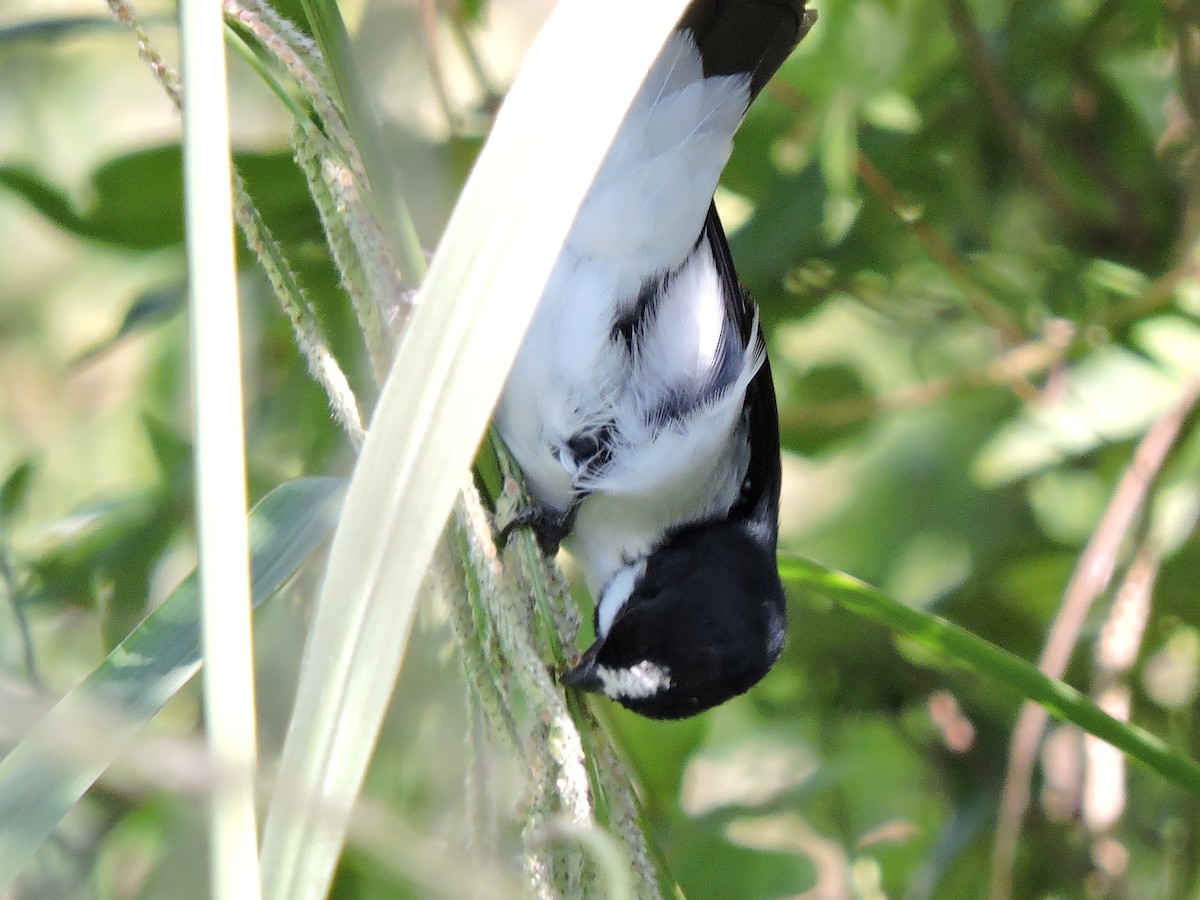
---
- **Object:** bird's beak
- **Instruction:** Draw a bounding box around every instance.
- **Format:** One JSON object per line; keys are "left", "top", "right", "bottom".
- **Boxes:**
{"left": 560, "top": 641, "right": 603, "bottom": 694}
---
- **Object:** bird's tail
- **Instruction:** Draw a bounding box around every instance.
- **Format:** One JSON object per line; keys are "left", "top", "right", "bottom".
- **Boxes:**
{"left": 679, "top": 0, "right": 816, "bottom": 102}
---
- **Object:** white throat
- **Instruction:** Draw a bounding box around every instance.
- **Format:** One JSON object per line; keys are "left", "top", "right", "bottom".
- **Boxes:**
{"left": 596, "top": 558, "right": 647, "bottom": 637}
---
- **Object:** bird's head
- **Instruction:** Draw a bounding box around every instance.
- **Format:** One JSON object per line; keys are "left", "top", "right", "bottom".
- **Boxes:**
{"left": 561, "top": 519, "right": 786, "bottom": 719}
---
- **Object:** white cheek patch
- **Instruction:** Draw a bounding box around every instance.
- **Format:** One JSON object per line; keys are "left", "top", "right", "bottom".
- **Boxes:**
{"left": 596, "top": 558, "right": 647, "bottom": 637}
{"left": 596, "top": 660, "right": 673, "bottom": 700}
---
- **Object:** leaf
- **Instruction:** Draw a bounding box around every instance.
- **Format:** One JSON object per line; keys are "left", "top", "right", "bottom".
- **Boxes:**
{"left": 72, "top": 284, "right": 186, "bottom": 364}
{"left": 779, "top": 555, "right": 1200, "bottom": 797}
{"left": 818, "top": 92, "right": 858, "bottom": 198}
{"left": 0, "top": 148, "right": 184, "bottom": 250}
{"left": 0, "top": 476, "right": 346, "bottom": 891}
{"left": 0, "top": 15, "right": 120, "bottom": 46}
{"left": 456, "top": 0, "right": 486, "bottom": 24}
{"left": 0, "top": 460, "right": 34, "bottom": 530}
{"left": 780, "top": 363, "right": 872, "bottom": 453}
{"left": 861, "top": 89, "right": 922, "bottom": 134}
{"left": 27, "top": 495, "right": 163, "bottom": 615}
{"left": 141, "top": 414, "right": 194, "bottom": 493}
{"left": 974, "top": 345, "right": 1182, "bottom": 485}
{"left": 0, "top": 147, "right": 319, "bottom": 251}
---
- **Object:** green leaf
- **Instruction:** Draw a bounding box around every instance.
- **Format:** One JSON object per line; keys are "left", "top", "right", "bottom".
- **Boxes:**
{"left": 28, "top": 495, "right": 163, "bottom": 615}
{"left": 0, "top": 147, "right": 319, "bottom": 252}
{"left": 0, "top": 148, "right": 185, "bottom": 250}
{"left": 818, "top": 92, "right": 858, "bottom": 198}
{"left": 779, "top": 554, "right": 1200, "bottom": 796}
{"left": 141, "top": 415, "right": 193, "bottom": 493}
{"left": 0, "top": 460, "right": 34, "bottom": 530}
{"left": 0, "top": 15, "right": 122, "bottom": 46}
{"left": 780, "top": 362, "right": 872, "bottom": 453}
{"left": 456, "top": 0, "right": 486, "bottom": 24}
{"left": 72, "top": 284, "right": 186, "bottom": 364}
{"left": 861, "top": 90, "right": 922, "bottom": 134}
{"left": 0, "top": 476, "right": 345, "bottom": 891}
{"left": 974, "top": 345, "right": 1181, "bottom": 485}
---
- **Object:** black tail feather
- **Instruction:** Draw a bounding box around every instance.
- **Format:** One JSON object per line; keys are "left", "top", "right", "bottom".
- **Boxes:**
{"left": 679, "top": 0, "right": 816, "bottom": 100}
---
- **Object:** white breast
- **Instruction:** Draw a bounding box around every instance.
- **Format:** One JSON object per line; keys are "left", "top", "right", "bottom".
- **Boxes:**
{"left": 495, "top": 30, "right": 756, "bottom": 589}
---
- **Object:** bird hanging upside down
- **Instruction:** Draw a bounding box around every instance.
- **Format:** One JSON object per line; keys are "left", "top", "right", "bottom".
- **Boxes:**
{"left": 496, "top": 0, "right": 815, "bottom": 719}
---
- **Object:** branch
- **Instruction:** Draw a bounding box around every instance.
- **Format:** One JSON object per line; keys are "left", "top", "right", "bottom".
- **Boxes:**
{"left": 989, "top": 378, "right": 1200, "bottom": 900}
{"left": 947, "top": 0, "right": 1081, "bottom": 231}
{"left": 856, "top": 154, "right": 1026, "bottom": 345}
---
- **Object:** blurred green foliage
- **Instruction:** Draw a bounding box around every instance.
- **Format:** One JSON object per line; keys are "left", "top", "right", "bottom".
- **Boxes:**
{"left": 0, "top": 0, "right": 1198, "bottom": 897}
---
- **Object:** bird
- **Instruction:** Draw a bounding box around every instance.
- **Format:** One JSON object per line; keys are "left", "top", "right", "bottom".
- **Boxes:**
{"left": 495, "top": 0, "right": 814, "bottom": 719}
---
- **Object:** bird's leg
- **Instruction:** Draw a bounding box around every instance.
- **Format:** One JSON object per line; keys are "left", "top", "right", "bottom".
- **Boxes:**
{"left": 497, "top": 500, "right": 578, "bottom": 556}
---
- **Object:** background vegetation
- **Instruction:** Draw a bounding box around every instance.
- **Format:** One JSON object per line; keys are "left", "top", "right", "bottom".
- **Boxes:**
{"left": 0, "top": 0, "right": 1198, "bottom": 897}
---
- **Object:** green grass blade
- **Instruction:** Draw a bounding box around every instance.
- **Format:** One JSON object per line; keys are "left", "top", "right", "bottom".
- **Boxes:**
{"left": 0, "top": 477, "right": 346, "bottom": 891}
{"left": 180, "top": 0, "right": 259, "bottom": 885}
{"left": 778, "top": 554, "right": 1200, "bottom": 795}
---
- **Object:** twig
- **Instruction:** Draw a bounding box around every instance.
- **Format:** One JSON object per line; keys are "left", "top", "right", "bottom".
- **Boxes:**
{"left": 947, "top": 0, "right": 1081, "bottom": 232}
{"left": 1107, "top": 232, "right": 1200, "bottom": 330}
{"left": 989, "top": 378, "right": 1200, "bottom": 900}
{"left": 782, "top": 217, "right": 1200, "bottom": 431}
{"left": 1172, "top": 6, "right": 1200, "bottom": 130}
{"left": 779, "top": 318, "right": 1074, "bottom": 430}
{"left": 768, "top": 78, "right": 1027, "bottom": 347}
{"left": 290, "top": 0, "right": 428, "bottom": 286}
{"left": 107, "top": 0, "right": 182, "bottom": 105}
{"left": 1082, "top": 539, "right": 1159, "bottom": 838}
{"left": 856, "top": 155, "right": 1026, "bottom": 345}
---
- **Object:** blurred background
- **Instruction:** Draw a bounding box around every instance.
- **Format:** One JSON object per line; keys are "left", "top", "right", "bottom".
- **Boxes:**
{"left": 1, "top": 0, "right": 1198, "bottom": 897}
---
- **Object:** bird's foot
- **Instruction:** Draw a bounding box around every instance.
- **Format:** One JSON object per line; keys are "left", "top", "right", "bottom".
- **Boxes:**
{"left": 496, "top": 503, "right": 575, "bottom": 556}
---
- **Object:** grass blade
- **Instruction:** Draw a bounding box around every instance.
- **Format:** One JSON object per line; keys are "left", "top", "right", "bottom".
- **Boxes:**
{"left": 0, "top": 477, "right": 346, "bottom": 891}
{"left": 180, "top": 0, "right": 259, "bottom": 888}
{"left": 779, "top": 554, "right": 1200, "bottom": 795}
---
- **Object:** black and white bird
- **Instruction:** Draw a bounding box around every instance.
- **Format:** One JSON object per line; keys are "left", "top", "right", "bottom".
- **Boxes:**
{"left": 496, "top": 0, "right": 814, "bottom": 719}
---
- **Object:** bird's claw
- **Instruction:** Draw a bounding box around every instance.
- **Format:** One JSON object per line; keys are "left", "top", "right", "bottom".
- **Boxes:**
{"left": 496, "top": 504, "right": 575, "bottom": 556}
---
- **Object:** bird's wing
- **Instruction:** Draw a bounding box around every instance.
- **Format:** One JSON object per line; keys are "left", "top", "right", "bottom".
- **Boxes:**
{"left": 702, "top": 204, "right": 782, "bottom": 542}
